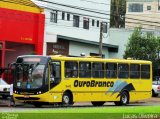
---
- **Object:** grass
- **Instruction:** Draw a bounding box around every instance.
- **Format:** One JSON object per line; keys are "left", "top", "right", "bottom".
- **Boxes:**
{"left": 1, "top": 106, "right": 160, "bottom": 119}
{"left": 22, "top": 105, "right": 160, "bottom": 113}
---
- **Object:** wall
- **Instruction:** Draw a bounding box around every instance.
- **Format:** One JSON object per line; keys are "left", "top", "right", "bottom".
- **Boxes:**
{"left": 126, "top": 0, "right": 160, "bottom": 29}
{"left": 108, "top": 28, "right": 132, "bottom": 58}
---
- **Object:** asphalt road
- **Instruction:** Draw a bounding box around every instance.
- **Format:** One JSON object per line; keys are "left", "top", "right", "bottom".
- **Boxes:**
{"left": 0, "top": 96, "right": 159, "bottom": 112}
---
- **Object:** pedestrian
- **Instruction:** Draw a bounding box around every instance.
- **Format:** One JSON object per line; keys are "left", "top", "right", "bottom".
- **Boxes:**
{"left": 9, "top": 84, "right": 15, "bottom": 107}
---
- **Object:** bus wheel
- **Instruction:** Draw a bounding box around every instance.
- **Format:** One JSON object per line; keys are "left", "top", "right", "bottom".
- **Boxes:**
{"left": 114, "top": 91, "right": 129, "bottom": 106}
{"left": 33, "top": 102, "right": 43, "bottom": 108}
{"left": 91, "top": 101, "right": 105, "bottom": 106}
{"left": 62, "top": 92, "right": 73, "bottom": 106}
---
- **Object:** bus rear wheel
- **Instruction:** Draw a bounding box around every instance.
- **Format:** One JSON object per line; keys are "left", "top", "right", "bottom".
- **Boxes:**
{"left": 62, "top": 92, "right": 73, "bottom": 106}
{"left": 91, "top": 101, "right": 105, "bottom": 106}
{"left": 114, "top": 91, "right": 129, "bottom": 106}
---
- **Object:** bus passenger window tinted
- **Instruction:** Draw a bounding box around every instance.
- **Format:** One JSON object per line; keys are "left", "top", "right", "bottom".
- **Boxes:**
{"left": 118, "top": 64, "right": 129, "bottom": 78}
{"left": 130, "top": 64, "right": 140, "bottom": 79}
{"left": 106, "top": 63, "right": 117, "bottom": 78}
{"left": 79, "top": 62, "right": 91, "bottom": 78}
{"left": 92, "top": 63, "right": 104, "bottom": 78}
{"left": 141, "top": 65, "right": 150, "bottom": 79}
{"left": 65, "top": 62, "right": 78, "bottom": 78}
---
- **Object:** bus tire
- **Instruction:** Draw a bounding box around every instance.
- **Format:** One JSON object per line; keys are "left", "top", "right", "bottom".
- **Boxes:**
{"left": 33, "top": 102, "right": 43, "bottom": 108}
{"left": 62, "top": 92, "right": 73, "bottom": 106}
{"left": 91, "top": 101, "right": 105, "bottom": 106}
{"left": 114, "top": 91, "right": 129, "bottom": 106}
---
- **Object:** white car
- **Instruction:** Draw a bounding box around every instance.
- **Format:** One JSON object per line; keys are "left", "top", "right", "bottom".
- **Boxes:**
{"left": 152, "top": 78, "right": 160, "bottom": 97}
{"left": 0, "top": 79, "right": 10, "bottom": 99}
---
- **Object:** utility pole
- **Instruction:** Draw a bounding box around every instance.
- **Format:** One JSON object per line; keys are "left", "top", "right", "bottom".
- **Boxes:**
{"left": 99, "top": 22, "right": 103, "bottom": 58}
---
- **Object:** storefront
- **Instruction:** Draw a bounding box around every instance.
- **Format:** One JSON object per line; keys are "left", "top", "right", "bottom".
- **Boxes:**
{"left": 0, "top": 1, "right": 44, "bottom": 68}
{"left": 0, "top": 1, "right": 45, "bottom": 83}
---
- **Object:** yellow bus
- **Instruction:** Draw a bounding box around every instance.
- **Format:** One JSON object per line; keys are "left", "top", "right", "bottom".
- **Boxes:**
{"left": 13, "top": 55, "right": 152, "bottom": 107}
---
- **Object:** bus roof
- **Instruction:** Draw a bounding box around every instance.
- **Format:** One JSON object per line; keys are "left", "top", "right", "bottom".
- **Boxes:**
{"left": 49, "top": 55, "right": 152, "bottom": 64}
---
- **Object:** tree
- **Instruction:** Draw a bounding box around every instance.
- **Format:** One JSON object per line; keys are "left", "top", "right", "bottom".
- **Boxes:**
{"left": 110, "top": 0, "right": 126, "bottom": 28}
{"left": 123, "top": 27, "right": 160, "bottom": 69}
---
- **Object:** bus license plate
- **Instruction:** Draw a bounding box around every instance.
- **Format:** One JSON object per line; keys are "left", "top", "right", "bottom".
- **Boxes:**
{"left": 24, "top": 95, "right": 30, "bottom": 98}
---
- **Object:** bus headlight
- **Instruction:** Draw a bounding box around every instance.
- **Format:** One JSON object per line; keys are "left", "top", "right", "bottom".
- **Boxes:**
{"left": 37, "top": 91, "right": 42, "bottom": 94}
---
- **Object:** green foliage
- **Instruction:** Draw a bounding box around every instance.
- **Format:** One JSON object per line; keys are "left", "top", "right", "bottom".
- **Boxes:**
{"left": 123, "top": 27, "right": 160, "bottom": 69}
{"left": 110, "top": 0, "right": 126, "bottom": 28}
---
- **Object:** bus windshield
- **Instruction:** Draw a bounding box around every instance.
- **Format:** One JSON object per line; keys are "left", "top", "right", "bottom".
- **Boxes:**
{"left": 14, "top": 63, "right": 45, "bottom": 89}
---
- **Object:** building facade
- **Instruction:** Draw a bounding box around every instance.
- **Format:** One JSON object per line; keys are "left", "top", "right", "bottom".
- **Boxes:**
{"left": 125, "top": 0, "right": 160, "bottom": 30}
{"left": 0, "top": 0, "right": 45, "bottom": 68}
{"left": 33, "top": 0, "right": 119, "bottom": 58}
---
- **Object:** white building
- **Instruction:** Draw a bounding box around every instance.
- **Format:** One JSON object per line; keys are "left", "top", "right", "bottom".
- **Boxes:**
{"left": 33, "top": 0, "right": 119, "bottom": 57}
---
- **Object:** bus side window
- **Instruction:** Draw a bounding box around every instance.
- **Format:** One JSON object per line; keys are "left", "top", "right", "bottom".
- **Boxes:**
{"left": 141, "top": 64, "right": 150, "bottom": 79}
{"left": 130, "top": 64, "right": 140, "bottom": 79}
{"left": 118, "top": 64, "right": 129, "bottom": 79}
{"left": 106, "top": 63, "right": 117, "bottom": 78}
{"left": 92, "top": 62, "right": 104, "bottom": 78}
{"left": 65, "top": 61, "right": 78, "bottom": 78}
{"left": 79, "top": 62, "right": 91, "bottom": 78}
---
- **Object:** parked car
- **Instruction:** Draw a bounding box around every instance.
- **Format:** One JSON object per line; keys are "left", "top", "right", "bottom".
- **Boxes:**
{"left": 152, "top": 77, "right": 160, "bottom": 97}
{"left": 0, "top": 79, "right": 10, "bottom": 99}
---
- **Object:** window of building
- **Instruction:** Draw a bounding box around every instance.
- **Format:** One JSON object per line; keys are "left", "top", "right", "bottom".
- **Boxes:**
{"left": 92, "top": 63, "right": 104, "bottom": 78}
{"left": 83, "top": 17, "right": 89, "bottom": 29}
{"left": 102, "top": 23, "right": 108, "bottom": 33}
{"left": 158, "top": 6, "right": 160, "bottom": 10}
{"left": 65, "top": 62, "right": 78, "bottom": 78}
{"left": 92, "top": 19, "right": 95, "bottom": 26}
{"left": 130, "top": 64, "right": 140, "bottom": 79}
{"left": 106, "top": 63, "right": 117, "bottom": 78}
{"left": 62, "top": 12, "right": 65, "bottom": 20}
{"left": 141, "top": 65, "right": 150, "bottom": 79}
{"left": 50, "top": 11, "right": 58, "bottom": 23}
{"left": 67, "top": 13, "right": 70, "bottom": 21}
{"left": 118, "top": 64, "right": 129, "bottom": 78}
{"left": 128, "top": 3, "right": 143, "bottom": 12}
{"left": 97, "top": 20, "right": 99, "bottom": 27}
{"left": 73, "top": 15, "right": 80, "bottom": 27}
{"left": 79, "top": 62, "right": 91, "bottom": 78}
{"left": 147, "top": 6, "right": 151, "bottom": 11}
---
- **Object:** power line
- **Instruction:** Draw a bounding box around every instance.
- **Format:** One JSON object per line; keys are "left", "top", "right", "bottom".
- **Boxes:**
{"left": 44, "top": 6, "right": 109, "bottom": 20}
{"left": 36, "top": 0, "right": 109, "bottom": 15}
{"left": 79, "top": 0, "right": 110, "bottom": 6}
